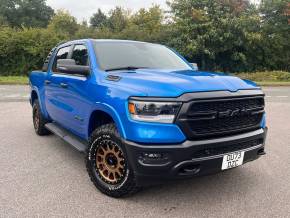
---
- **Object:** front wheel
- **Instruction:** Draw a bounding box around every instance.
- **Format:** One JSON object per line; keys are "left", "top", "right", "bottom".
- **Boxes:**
{"left": 86, "top": 123, "right": 140, "bottom": 198}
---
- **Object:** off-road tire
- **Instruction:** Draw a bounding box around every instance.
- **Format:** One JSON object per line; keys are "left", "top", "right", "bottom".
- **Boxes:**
{"left": 86, "top": 123, "right": 140, "bottom": 198}
{"left": 32, "top": 99, "right": 50, "bottom": 136}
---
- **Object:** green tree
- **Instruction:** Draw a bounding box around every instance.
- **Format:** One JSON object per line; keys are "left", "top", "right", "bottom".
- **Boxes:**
{"left": 131, "top": 6, "right": 163, "bottom": 33}
{"left": 90, "top": 9, "right": 107, "bottom": 28}
{"left": 259, "top": 0, "right": 290, "bottom": 71}
{"left": 167, "top": 0, "right": 263, "bottom": 72}
{"left": 116, "top": 6, "right": 165, "bottom": 42}
{"left": 107, "top": 7, "right": 129, "bottom": 32}
{"left": 0, "top": 0, "right": 54, "bottom": 28}
{"left": 48, "top": 10, "right": 79, "bottom": 36}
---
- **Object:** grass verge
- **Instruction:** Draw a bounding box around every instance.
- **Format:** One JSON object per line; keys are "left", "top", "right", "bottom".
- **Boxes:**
{"left": 0, "top": 76, "right": 28, "bottom": 85}
{"left": 234, "top": 71, "right": 290, "bottom": 86}
{"left": 255, "top": 81, "right": 290, "bottom": 86}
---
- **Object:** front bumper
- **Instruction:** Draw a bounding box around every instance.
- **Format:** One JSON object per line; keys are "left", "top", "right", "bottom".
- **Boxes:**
{"left": 124, "top": 128, "right": 267, "bottom": 186}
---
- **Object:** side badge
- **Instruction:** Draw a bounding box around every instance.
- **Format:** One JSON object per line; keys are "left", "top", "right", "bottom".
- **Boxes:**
{"left": 74, "top": 115, "right": 84, "bottom": 122}
{"left": 106, "top": 75, "right": 121, "bottom": 82}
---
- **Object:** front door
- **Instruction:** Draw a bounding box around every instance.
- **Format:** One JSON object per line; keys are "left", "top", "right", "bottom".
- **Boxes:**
{"left": 58, "top": 44, "right": 92, "bottom": 138}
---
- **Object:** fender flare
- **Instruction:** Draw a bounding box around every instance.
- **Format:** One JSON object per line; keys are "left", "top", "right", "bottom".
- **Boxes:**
{"left": 89, "top": 102, "right": 127, "bottom": 139}
{"left": 30, "top": 86, "right": 49, "bottom": 119}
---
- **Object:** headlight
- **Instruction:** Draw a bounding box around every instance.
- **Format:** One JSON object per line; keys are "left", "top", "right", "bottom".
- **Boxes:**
{"left": 128, "top": 100, "right": 182, "bottom": 123}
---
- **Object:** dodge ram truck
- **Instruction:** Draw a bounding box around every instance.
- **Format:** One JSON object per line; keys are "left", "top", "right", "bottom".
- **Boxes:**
{"left": 29, "top": 39, "right": 267, "bottom": 197}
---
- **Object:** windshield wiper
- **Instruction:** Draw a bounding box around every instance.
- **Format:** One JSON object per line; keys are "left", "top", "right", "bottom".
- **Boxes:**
{"left": 105, "top": 66, "right": 149, "bottom": 72}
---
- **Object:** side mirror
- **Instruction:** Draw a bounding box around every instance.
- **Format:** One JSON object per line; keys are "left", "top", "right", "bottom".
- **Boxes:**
{"left": 56, "top": 59, "right": 90, "bottom": 76}
{"left": 190, "top": 63, "right": 199, "bottom": 71}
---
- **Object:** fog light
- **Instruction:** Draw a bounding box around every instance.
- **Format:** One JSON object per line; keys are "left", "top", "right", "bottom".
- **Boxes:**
{"left": 143, "top": 153, "right": 163, "bottom": 159}
{"left": 138, "top": 152, "right": 170, "bottom": 165}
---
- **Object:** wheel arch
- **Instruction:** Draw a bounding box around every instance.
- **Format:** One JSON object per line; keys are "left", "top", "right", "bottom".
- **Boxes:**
{"left": 30, "top": 87, "right": 50, "bottom": 119}
{"left": 31, "top": 90, "right": 38, "bottom": 106}
{"left": 87, "top": 104, "right": 126, "bottom": 139}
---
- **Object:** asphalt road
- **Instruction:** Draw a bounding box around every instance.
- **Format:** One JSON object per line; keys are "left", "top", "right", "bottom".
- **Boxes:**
{"left": 0, "top": 85, "right": 290, "bottom": 217}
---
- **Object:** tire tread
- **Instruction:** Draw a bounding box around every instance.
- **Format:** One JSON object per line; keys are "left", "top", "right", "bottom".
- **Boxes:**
{"left": 86, "top": 123, "right": 140, "bottom": 198}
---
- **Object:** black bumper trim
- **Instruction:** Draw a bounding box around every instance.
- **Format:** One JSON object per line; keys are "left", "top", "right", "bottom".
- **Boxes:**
{"left": 123, "top": 128, "right": 267, "bottom": 186}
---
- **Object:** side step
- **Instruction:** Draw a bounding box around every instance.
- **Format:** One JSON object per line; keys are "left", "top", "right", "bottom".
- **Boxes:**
{"left": 45, "top": 123, "right": 88, "bottom": 153}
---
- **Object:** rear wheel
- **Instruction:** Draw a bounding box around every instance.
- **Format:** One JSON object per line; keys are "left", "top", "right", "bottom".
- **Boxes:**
{"left": 86, "top": 123, "right": 140, "bottom": 198}
{"left": 32, "top": 99, "right": 50, "bottom": 136}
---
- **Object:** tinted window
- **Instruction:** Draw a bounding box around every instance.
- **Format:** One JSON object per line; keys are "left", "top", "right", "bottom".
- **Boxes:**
{"left": 93, "top": 41, "right": 191, "bottom": 71}
{"left": 72, "top": 45, "right": 89, "bottom": 66}
{"left": 42, "top": 47, "right": 56, "bottom": 72}
{"left": 52, "top": 46, "right": 71, "bottom": 72}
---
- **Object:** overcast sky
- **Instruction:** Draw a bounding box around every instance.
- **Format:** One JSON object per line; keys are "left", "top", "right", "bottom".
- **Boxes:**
{"left": 46, "top": 0, "right": 168, "bottom": 22}
{"left": 46, "top": 0, "right": 261, "bottom": 23}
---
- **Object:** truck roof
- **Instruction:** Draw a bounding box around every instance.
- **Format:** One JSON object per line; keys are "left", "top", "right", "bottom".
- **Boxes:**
{"left": 57, "top": 39, "right": 154, "bottom": 48}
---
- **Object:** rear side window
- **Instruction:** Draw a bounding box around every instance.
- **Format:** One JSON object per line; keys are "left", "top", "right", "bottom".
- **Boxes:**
{"left": 71, "top": 45, "right": 89, "bottom": 66}
{"left": 52, "top": 46, "right": 71, "bottom": 72}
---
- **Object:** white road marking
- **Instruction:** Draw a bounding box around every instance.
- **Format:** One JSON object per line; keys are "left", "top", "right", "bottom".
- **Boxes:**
{"left": 2, "top": 94, "right": 29, "bottom": 99}
{"left": 4, "top": 94, "right": 22, "bottom": 98}
{"left": 276, "top": 96, "right": 289, "bottom": 98}
{"left": 266, "top": 96, "right": 272, "bottom": 98}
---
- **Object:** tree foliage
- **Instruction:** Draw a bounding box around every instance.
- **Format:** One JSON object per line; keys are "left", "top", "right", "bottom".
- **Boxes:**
{"left": 0, "top": 27, "right": 62, "bottom": 75}
{"left": 168, "top": 0, "right": 262, "bottom": 71}
{"left": 47, "top": 10, "right": 79, "bottom": 36}
{"left": 259, "top": 0, "right": 290, "bottom": 71}
{"left": 0, "top": 0, "right": 54, "bottom": 28}
{"left": 90, "top": 9, "right": 107, "bottom": 28}
{"left": 107, "top": 7, "right": 130, "bottom": 32}
{"left": 0, "top": 1, "right": 289, "bottom": 76}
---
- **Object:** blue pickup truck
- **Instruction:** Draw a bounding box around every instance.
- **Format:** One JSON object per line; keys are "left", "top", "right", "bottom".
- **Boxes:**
{"left": 29, "top": 39, "right": 267, "bottom": 197}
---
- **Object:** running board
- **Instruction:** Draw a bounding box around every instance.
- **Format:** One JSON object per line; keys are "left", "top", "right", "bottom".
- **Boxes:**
{"left": 45, "top": 123, "right": 88, "bottom": 153}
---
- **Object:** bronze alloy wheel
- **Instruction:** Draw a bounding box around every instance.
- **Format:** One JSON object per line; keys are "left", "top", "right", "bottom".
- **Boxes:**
{"left": 96, "top": 139, "right": 126, "bottom": 185}
{"left": 87, "top": 124, "right": 140, "bottom": 197}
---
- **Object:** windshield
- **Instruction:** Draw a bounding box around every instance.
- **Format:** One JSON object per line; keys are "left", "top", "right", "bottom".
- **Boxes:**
{"left": 93, "top": 41, "right": 191, "bottom": 71}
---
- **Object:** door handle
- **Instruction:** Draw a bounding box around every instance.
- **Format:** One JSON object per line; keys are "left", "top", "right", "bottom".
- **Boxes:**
{"left": 60, "top": 83, "right": 68, "bottom": 88}
{"left": 44, "top": 80, "right": 51, "bottom": 85}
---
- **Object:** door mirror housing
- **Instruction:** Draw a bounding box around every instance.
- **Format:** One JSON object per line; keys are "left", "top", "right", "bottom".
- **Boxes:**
{"left": 190, "top": 63, "right": 199, "bottom": 71}
{"left": 56, "top": 59, "right": 90, "bottom": 76}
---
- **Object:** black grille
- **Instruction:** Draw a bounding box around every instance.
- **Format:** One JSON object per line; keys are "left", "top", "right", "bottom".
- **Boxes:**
{"left": 176, "top": 96, "right": 265, "bottom": 139}
{"left": 192, "top": 138, "right": 263, "bottom": 158}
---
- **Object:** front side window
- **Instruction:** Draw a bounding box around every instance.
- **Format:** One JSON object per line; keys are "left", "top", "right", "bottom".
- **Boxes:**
{"left": 93, "top": 41, "right": 191, "bottom": 71}
{"left": 52, "top": 46, "right": 71, "bottom": 72}
{"left": 72, "top": 45, "right": 89, "bottom": 66}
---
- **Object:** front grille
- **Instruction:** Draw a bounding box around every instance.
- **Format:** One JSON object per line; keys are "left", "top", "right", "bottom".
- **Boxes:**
{"left": 176, "top": 96, "right": 265, "bottom": 139}
{"left": 192, "top": 138, "right": 263, "bottom": 158}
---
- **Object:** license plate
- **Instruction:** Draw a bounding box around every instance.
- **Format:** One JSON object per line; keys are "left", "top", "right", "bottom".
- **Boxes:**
{"left": 221, "top": 151, "right": 245, "bottom": 170}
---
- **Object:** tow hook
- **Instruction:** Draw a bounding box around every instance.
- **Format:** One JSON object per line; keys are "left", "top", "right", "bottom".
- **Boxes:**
{"left": 258, "top": 148, "right": 266, "bottom": 156}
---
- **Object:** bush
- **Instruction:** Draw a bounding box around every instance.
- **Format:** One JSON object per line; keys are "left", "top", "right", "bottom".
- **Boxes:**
{"left": 0, "top": 26, "right": 67, "bottom": 76}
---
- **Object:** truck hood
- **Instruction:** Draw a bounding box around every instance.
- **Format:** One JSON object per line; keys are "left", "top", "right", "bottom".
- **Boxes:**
{"left": 104, "top": 69, "right": 260, "bottom": 97}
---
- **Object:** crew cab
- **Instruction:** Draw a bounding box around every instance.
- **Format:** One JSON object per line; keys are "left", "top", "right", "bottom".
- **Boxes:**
{"left": 29, "top": 39, "right": 267, "bottom": 197}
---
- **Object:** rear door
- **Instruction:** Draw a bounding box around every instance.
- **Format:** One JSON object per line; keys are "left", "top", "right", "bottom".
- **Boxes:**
{"left": 45, "top": 45, "right": 73, "bottom": 126}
